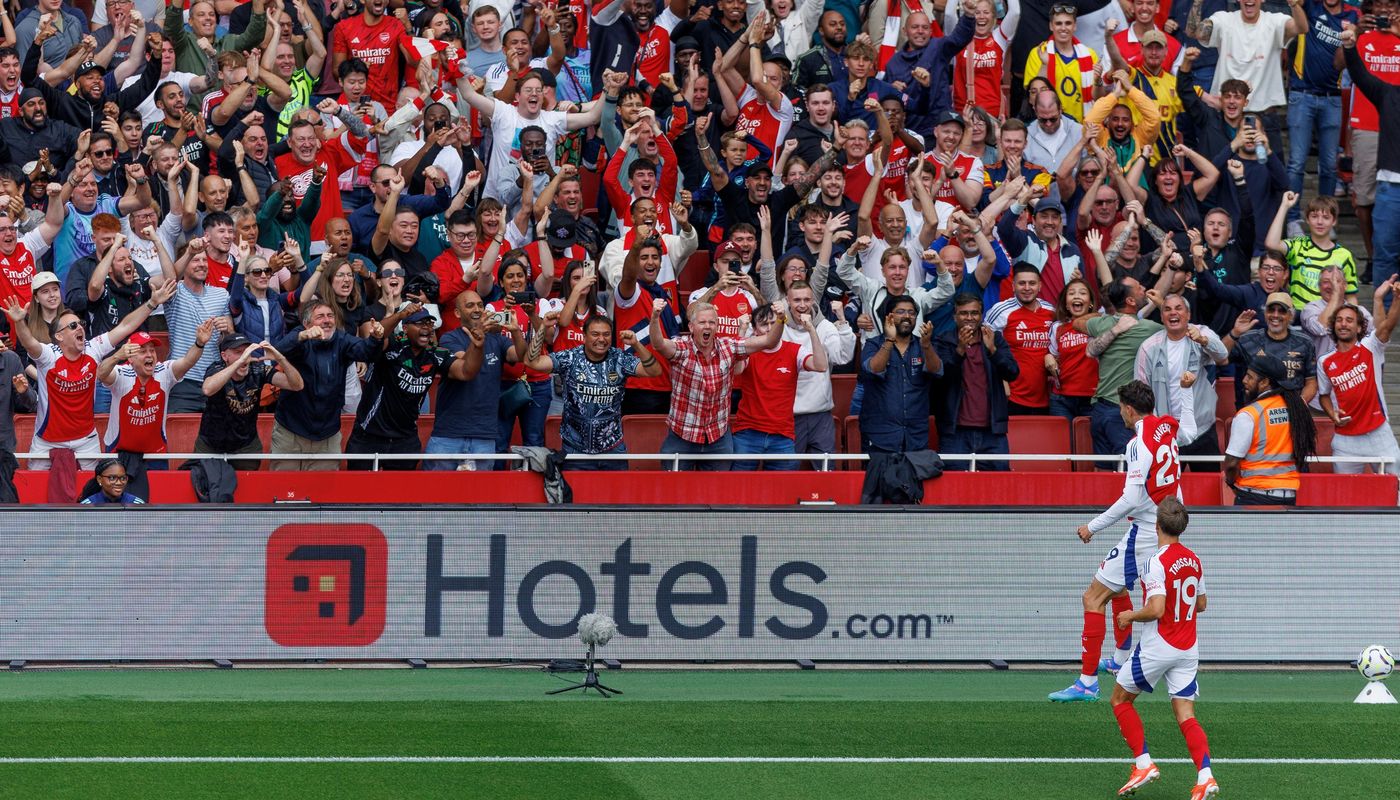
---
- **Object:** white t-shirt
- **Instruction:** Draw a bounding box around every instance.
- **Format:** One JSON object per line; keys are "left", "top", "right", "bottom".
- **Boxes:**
{"left": 1206, "top": 11, "right": 1290, "bottom": 111}
{"left": 1164, "top": 336, "right": 1198, "bottom": 444}
{"left": 389, "top": 139, "right": 465, "bottom": 194}
{"left": 483, "top": 101, "right": 569, "bottom": 202}
{"left": 122, "top": 70, "right": 197, "bottom": 126}
{"left": 860, "top": 234, "right": 926, "bottom": 289}
{"left": 485, "top": 57, "right": 550, "bottom": 94}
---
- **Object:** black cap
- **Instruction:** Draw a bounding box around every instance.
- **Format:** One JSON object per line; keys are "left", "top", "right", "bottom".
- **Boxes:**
{"left": 404, "top": 308, "right": 437, "bottom": 324}
{"left": 1248, "top": 354, "right": 1290, "bottom": 384}
{"left": 76, "top": 61, "right": 106, "bottom": 77}
{"left": 749, "top": 162, "right": 774, "bottom": 177}
{"left": 764, "top": 54, "right": 793, "bottom": 71}
{"left": 933, "top": 110, "right": 966, "bottom": 128}
{"left": 530, "top": 67, "right": 557, "bottom": 89}
{"left": 219, "top": 334, "right": 253, "bottom": 352}
{"left": 674, "top": 36, "right": 700, "bottom": 53}
{"left": 546, "top": 209, "right": 578, "bottom": 249}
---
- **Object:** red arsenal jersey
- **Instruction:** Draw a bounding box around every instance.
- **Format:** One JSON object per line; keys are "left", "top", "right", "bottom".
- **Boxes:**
{"left": 1049, "top": 320, "right": 1098, "bottom": 398}
{"left": 690, "top": 288, "right": 756, "bottom": 341}
{"left": 1141, "top": 542, "right": 1204, "bottom": 651}
{"left": 1352, "top": 32, "right": 1400, "bottom": 131}
{"left": 1139, "top": 413, "right": 1181, "bottom": 505}
{"left": 331, "top": 14, "right": 412, "bottom": 106}
{"left": 953, "top": 29, "right": 1012, "bottom": 118}
{"left": 103, "top": 362, "right": 177, "bottom": 453}
{"left": 733, "top": 340, "right": 809, "bottom": 439}
{"left": 1320, "top": 333, "right": 1389, "bottom": 436}
{"left": 734, "top": 85, "right": 794, "bottom": 168}
{"left": 986, "top": 298, "right": 1054, "bottom": 407}
{"left": 34, "top": 334, "right": 115, "bottom": 443}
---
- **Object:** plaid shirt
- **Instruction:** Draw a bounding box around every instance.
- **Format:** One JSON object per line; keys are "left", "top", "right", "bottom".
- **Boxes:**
{"left": 667, "top": 336, "right": 748, "bottom": 444}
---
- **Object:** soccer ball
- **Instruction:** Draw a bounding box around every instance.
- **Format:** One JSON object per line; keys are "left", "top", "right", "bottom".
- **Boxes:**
{"left": 1357, "top": 645, "right": 1395, "bottom": 681}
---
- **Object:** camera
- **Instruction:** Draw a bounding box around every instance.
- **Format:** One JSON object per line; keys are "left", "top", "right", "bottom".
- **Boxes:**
{"left": 487, "top": 310, "right": 513, "bottom": 327}
{"left": 1379, "top": 14, "right": 1392, "bottom": 26}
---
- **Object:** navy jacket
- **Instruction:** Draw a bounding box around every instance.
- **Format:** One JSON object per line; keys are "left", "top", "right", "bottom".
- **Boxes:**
{"left": 228, "top": 272, "right": 298, "bottom": 343}
{"left": 273, "top": 327, "right": 383, "bottom": 440}
{"left": 881, "top": 12, "right": 976, "bottom": 134}
{"left": 858, "top": 336, "right": 942, "bottom": 453}
{"left": 933, "top": 329, "right": 1019, "bottom": 435}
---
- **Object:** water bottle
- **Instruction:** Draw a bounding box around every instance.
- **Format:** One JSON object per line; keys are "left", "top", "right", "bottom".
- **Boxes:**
{"left": 1255, "top": 139, "right": 1268, "bottom": 162}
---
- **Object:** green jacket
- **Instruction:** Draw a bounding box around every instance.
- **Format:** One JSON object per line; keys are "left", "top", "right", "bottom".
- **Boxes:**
{"left": 257, "top": 180, "right": 322, "bottom": 259}
{"left": 164, "top": 4, "right": 267, "bottom": 103}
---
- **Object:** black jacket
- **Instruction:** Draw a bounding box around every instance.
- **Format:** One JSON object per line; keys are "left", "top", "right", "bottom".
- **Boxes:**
{"left": 785, "top": 118, "right": 837, "bottom": 167}
{"left": 933, "top": 330, "right": 1020, "bottom": 436}
{"left": 21, "top": 40, "right": 162, "bottom": 132}
{"left": 0, "top": 115, "right": 82, "bottom": 172}
{"left": 273, "top": 327, "right": 384, "bottom": 440}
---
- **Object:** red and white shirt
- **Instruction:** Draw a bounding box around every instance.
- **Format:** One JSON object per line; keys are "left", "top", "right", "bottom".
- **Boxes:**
{"left": 986, "top": 297, "right": 1055, "bottom": 408}
{"left": 844, "top": 154, "right": 876, "bottom": 205}
{"left": 733, "top": 340, "right": 812, "bottom": 440}
{"left": 275, "top": 146, "right": 354, "bottom": 251}
{"left": 925, "top": 150, "right": 984, "bottom": 225}
{"left": 1113, "top": 26, "right": 1184, "bottom": 75}
{"left": 34, "top": 334, "right": 115, "bottom": 443}
{"left": 331, "top": 14, "right": 413, "bottom": 106}
{"left": 0, "top": 230, "right": 52, "bottom": 309}
{"left": 1087, "top": 414, "right": 1181, "bottom": 534}
{"left": 103, "top": 361, "right": 177, "bottom": 453}
{"left": 614, "top": 283, "right": 675, "bottom": 393}
{"left": 205, "top": 254, "right": 233, "bottom": 291}
{"left": 953, "top": 26, "right": 1013, "bottom": 118}
{"left": 690, "top": 288, "right": 756, "bottom": 341}
{"left": 1141, "top": 542, "right": 1205, "bottom": 651}
{"left": 1318, "top": 332, "right": 1389, "bottom": 436}
{"left": 1351, "top": 31, "right": 1400, "bottom": 132}
{"left": 734, "top": 85, "right": 795, "bottom": 168}
{"left": 877, "top": 135, "right": 924, "bottom": 203}
{"left": 1048, "top": 319, "right": 1098, "bottom": 398}
{"left": 667, "top": 335, "right": 748, "bottom": 444}
{"left": 552, "top": 306, "right": 606, "bottom": 353}
{"left": 592, "top": 0, "right": 681, "bottom": 88}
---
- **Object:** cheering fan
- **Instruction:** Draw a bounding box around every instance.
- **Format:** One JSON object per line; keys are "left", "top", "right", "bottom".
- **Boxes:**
{"left": 547, "top": 613, "right": 622, "bottom": 698}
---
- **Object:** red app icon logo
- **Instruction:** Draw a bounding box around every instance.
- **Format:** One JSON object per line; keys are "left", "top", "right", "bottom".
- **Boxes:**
{"left": 266, "top": 524, "right": 387, "bottom": 647}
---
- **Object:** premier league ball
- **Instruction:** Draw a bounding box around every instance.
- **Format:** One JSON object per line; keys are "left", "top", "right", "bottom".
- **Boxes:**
{"left": 1357, "top": 645, "right": 1395, "bottom": 681}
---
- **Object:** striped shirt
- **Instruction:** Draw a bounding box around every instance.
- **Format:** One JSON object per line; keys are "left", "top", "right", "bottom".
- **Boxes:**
{"left": 167, "top": 282, "right": 230, "bottom": 385}
{"left": 1283, "top": 236, "right": 1358, "bottom": 310}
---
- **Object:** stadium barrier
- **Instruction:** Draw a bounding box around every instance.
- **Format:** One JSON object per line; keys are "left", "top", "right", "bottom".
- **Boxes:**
{"left": 1, "top": 508, "right": 1394, "bottom": 662}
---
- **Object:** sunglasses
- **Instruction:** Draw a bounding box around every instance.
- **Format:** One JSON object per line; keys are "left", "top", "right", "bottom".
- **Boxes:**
{"left": 91, "top": 149, "right": 114, "bottom": 157}
{"left": 1051, "top": 4, "right": 1076, "bottom": 14}
{"left": 248, "top": 268, "right": 272, "bottom": 276}
{"left": 57, "top": 320, "right": 82, "bottom": 334}
{"left": 1080, "top": 170, "right": 1102, "bottom": 178}
{"left": 380, "top": 268, "right": 406, "bottom": 278}
{"left": 375, "top": 179, "right": 394, "bottom": 187}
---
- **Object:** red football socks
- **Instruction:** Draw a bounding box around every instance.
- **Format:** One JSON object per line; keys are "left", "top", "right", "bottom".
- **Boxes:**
{"left": 1179, "top": 718, "right": 1212, "bottom": 769}
{"left": 1111, "top": 594, "right": 1133, "bottom": 651}
{"left": 1081, "top": 610, "right": 1106, "bottom": 676}
{"left": 1113, "top": 702, "right": 1147, "bottom": 756}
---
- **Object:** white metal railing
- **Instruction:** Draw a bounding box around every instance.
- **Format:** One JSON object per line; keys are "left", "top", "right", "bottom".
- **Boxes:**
{"left": 15, "top": 452, "right": 1394, "bottom": 473}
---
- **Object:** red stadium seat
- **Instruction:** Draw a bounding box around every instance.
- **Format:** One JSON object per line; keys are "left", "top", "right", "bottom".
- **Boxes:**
{"left": 1070, "top": 416, "right": 1094, "bottom": 472}
{"left": 842, "top": 415, "right": 861, "bottom": 464}
{"left": 830, "top": 373, "right": 856, "bottom": 421}
{"left": 1312, "top": 416, "right": 1336, "bottom": 474}
{"left": 545, "top": 415, "right": 563, "bottom": 450}
{"left": 623, "top": 415, "right": 669, "bottom": 470}
{"left": 1007, "top": 415, "right": 1071, "bottom": 472}
{"left": 256, "top": 415, "right": 275, "bottom": 452}
{"left": 417, "top": 415, "right": 435, "bottom": 450}
{"left": 579, "top": 166, "right": 601, "bottom": 218}
{"left": 14, "top": 414, "right": 34, "bottom": 462}
{"left": 164, "top": 414, "right": 201, "bottom": 467}
{"left": 677, "top": 250, "right": 711, "bottom": 298}
{"left": 1215, "top": 376, "right": 1236, "bottom": 422}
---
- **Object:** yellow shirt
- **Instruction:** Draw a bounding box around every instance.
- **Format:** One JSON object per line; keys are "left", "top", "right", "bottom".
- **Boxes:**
{"left": 1024, "top": 42, "right": 1099, "bottom": 123}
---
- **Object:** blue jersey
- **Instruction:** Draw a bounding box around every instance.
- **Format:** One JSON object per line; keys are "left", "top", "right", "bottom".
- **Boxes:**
{"left": 1291, "top": 0, "right": 1360, "bottom": 91}
{"left": 432, "top": 329, "right": 511, "bottom": 441}
{"left": 53, "top": 196, "right": 122, "bottom": 282}
{"left": 552, "top": 347, "right": 640, "bottom": 454}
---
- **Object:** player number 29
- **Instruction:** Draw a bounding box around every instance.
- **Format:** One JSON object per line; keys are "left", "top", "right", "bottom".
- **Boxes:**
{"left": 1153, "top": 443, "right": 1180, "bottom": 487}
{"left": 1172, "top": 576, "right": 1199, "bottom": 622}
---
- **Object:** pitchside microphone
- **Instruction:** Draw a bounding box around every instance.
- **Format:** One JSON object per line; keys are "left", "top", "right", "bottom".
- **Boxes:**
{"left": 547, "top": 613, "right": 622, "bottom": 698}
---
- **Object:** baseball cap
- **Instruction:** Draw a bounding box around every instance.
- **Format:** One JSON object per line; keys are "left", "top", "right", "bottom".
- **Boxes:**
{"left": 545, "top": 209, "right": 578, "bottom": 249}
{"left": 30, "top": 271, "right": 59, "bottom": 291}
{"left": 674, "top": 36, "right": 700, "bottom": 54}
{"left": 1248, "top": 354, "right": 1290, "bottom": 383}
{"left": 1265, "top": 292, "right": 1294, "bottom": 311}
{"left": 933, "top": 110, "right": 966, "bottom": 128}
{"left": 1140, "top": 30, "right": 1168, "bottom": 47}
{"left": 127, "top": 331, "right": 156, "bottom": 347}
{"left": 749, "top": 162, "right": 774, "bottom": 177}
{"left": 75, "top": 61, "right": 106, "bottom": 77}
{"left": 404, "top": 308, "right": 437, "bottom": 325}
{"left": 219, "top": 334, "right": 253, "bottom": 351}
{"left": 1034, "top": 198, "right": 1066, "bottom": 216}
{"left": 716, "top": 241, "right": 742, "bottom": 261}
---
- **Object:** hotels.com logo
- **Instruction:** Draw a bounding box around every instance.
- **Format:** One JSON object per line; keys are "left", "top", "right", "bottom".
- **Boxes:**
{"left": 265, "top": 525, "right": 387, "bottom": 646}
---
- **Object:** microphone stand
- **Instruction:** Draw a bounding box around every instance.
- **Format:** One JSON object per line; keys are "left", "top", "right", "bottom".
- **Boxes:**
{"left": 546, "top": 642, "right": 621, "bottom": 697}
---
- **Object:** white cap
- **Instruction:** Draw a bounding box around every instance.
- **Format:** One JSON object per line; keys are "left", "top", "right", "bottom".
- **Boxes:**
{"left": 30, "top": 271, "right": 59, "bottom": 291}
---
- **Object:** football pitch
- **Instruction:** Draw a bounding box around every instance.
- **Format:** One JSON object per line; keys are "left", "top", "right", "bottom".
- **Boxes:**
{"left": 0, "top": 667, "right": 1392, "bottom": 798}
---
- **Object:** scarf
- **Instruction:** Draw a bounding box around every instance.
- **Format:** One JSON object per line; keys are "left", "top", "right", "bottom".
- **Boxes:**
{"left": 878, "top": 0, "right": 925, "bottom": 77}
{"left": 621, "top": 226, "right": 680, "bottom": 335}
{"left": 1043, "top": 38, "right": 1096, "bottom": 109}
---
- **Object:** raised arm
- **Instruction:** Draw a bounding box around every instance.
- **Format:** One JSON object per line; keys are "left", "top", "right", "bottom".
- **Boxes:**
{"left": 647, "top": 298, "right": 679, "bottom": 360}
{"left": 1265, "top": 191, "right": 1297, "bottom": 254}
{"left": 371, "top": 173, "right": 406, "bottom": 254}
{"left": 87, "top": 232, "right": 126, "bottom": 302}
{"left": 170, "top": 319, "right": 215, "bottom": 381}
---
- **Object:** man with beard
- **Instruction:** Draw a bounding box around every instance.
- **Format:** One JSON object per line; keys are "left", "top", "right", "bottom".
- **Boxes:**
{"left": 23, "top": 25, "right": 161, "bottom": 132}
{"left": 275, "top": 116, "right": 357, "bottom": 254}
{"left": 1134, "top": 293, "right": 1229, "bottom": 468}
{"left": 521, "top": 314, "right": 663, "bottom": 470}
{"left": 934, "top": 293, "right": 1020, "bottom": 471}
{"left": 1224, "top": 354, "right": 1315, "bottom": 505}
{"left": 857, "top": 294, "right": 943, "bottom": 454}
{"left": 1224, "top": 290, "right": 1317, "bottom": 409}
{"left": 165, "top": 0, "right": 266, "bottom": 104}
{"left": 256, "top": 173, "right": 322, "bottom": 260}
{"left": 144, "top": 81, "right": 215, "bottom": 172}
{"left": 346, "top": 307, "right": 464, "bottom": 470}
{"left": 1024, "top": 89, "right": 1083, "bottom": 175}
{"left": 987, "top": 264, "right": 1056, "bottom": 415}
{"left": 84, "top": 233, "right": 160, "bottom": 342}
{"left": 0, "top": 183, "right": 64, "bottom": 309}
{"left": 425, "top": 290, "right": 525, "bottom": 470}
{"left": 1085, "top": 69, "right": 1161, "bottom": 169}
{"left": 0, "top": 91, "right": 81, "bottom": 171}
{"left": 1318, "top": 279, "right": 1400, "bottom": 473}
{"left": 883, "top": 5, "right": 977, "bottom": 132}
{"left": 55, "top": 159, "right": 153, "bottom": 278}
{"left": 589, "top": 0, "right": 687, "bottom": 89}
{"left": 198, "top": 333, "right": 304, "bottom": 468}
{"left": 793, "top": 11, "right": 850, "bottom": 90}
{"left": 648, "top": 293, "right": 786, "bottom": 471}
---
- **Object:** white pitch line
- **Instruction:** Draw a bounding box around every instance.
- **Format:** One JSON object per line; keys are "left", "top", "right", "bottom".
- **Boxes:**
{"left": 0, "top": 756, "right": 1395, "bottom": 765}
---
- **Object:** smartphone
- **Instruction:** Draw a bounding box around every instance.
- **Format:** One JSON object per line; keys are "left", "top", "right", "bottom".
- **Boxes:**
{"left": 728, "top": 262, "right": 744, "bottom": 274}
{"left": 1244, "top": 114, "right": 1258, "bottom": 128}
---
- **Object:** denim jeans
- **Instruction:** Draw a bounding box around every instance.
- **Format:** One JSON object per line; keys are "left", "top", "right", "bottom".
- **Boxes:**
{"left": 1286, "top": 92, "right": 1342, "bottom": 221}
{"left": 423, "top": 435, "right": 496, "bottom": 470}
{"left": 496, "top": 379, "right": 552, "bottom": 455}
{"left": 659, "top": 430, "right": 733, "bottom": 471}
{"left": 93, "top": 383, "right": 112, "bottom": 414}
{"left": 1374, "top": 181, "right": 1400, "bottom": 302}
{"left": 1049, "top": 393, "right": 1093, "bottom": 423}
{"left": 563, "top": 441, "right": 629, "bottom": 471}
{"left": 938, "top": 426, "right": 1009, "bottom": 472}
{"left": 1090, "top": 400, "right": 1135, "bottom": 469}
{"left": 731, "top": 428, "right": 798, "bottom": 471}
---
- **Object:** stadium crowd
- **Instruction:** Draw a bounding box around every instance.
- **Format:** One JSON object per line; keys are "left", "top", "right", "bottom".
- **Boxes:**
{"left": 0, "top": 0, "right": 1397, "bottom": 503}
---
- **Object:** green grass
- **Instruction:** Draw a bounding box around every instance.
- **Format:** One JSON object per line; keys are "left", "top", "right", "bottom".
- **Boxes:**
{"left": 0, "top": 669, "right": 1393, "bottom": 798}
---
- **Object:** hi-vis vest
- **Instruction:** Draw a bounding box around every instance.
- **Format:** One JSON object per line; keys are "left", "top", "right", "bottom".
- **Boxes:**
{"left": 1238, "top": 394, "right": 1300, "bottom": 492}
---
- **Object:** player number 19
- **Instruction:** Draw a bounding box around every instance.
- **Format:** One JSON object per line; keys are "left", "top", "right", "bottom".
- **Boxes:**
{"left": 1172, "top": 576, "right": 1199, "bottom": 622}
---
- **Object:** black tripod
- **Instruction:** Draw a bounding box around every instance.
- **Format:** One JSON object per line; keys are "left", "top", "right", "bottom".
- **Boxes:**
{"left": 546, "top": 644, "right": 621, "bottom": 697}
